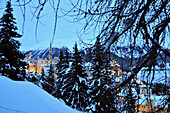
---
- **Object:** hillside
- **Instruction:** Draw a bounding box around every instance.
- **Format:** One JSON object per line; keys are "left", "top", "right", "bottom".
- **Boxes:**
{"left": 0, "top": 76, "right": 81, "bottom": 113}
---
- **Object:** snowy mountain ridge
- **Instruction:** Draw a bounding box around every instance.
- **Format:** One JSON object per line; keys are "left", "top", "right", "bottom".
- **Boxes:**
{"left": 24, "top": 47, "right": 70, "bottom": 59}
{"left": 23, "top": 46, "right": 170, "bottom": 72}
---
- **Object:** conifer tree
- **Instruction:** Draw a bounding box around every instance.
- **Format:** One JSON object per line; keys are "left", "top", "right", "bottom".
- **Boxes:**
{"left": 47, "top": 64, "right": 55, "bottom": 94}
{"left": 62, "top": 43, "right": 88, "bottom": 111}
{"left": 42, "top": 64, "right": 55, "bottom": 94}
{"left": 52, "top": 48, "right": 70, "bottom": 99}
{"left": 57, "top": 50, "right": 64, "bottom": 68}
{"left": 87, "top": 38, "right": 118, "bottom": 112}
{"left": 30, "top": 72, "right": 38, "bottom": 84}
{"left": 54, "top": 50, "right": 65, "bottom": 98}
{"left": 0, "top": 1, "right": 27, "bottom": 80}
{"left": 54, "top": 49, "right": 70, "bottom": 99}
{"left": 40, "top": 68, "right": 46, "bottom": 82}
{"left": 39, "top": 67, "right": 46, "bottom": 88}
{"left": 64, "top": 49, "right": 70, "bottom": 68}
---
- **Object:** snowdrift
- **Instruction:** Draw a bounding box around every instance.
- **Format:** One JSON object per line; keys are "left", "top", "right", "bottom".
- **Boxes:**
{"left": 0, "top": 76, "right": 81, "bottom": 113}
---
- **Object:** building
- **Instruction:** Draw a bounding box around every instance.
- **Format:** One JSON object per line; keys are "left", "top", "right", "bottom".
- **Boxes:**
{"left": 110, "top": 62, "right": 169, "bottom": 113}
{"left": 135, "top": 98, "right": 168, "bottom": 113}
{"left": 25, "top": 42, "right": 59, "bottom": 74}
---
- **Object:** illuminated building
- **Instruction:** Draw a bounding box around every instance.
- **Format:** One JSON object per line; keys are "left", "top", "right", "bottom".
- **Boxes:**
{"left": 25, "top": 42, "right": 59, "bottom": 74}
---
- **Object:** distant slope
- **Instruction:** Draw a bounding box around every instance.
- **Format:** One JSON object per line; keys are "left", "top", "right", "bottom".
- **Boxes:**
{"left": 24, "top": 47, "right": 69, "bottom": 59}
{"left": 23, "top": 46, "right": 170, "bottom": 71}
{"left": 24, "top": 46, "right": 130, "bottom": 70}
{"left": 0, "top": 76, "right": 81, "bottom": 113}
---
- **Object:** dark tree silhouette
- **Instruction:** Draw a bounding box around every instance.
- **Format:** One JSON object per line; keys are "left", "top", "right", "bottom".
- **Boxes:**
{"left": 62, "top": 43, "right": 88, "bottom": 111}
{"left": 42, "top": 64, "right": 55, "bottom": 94}
{"left": 39, "top": 67, "right": 46, "bottom": 88}
{"left": 40, "top": 68, "right": 46, "bottom": 82}
{"left": 54, "top": 49, "right": 71, "bottom": 99}
{"left": 54, "top": 49, "right": 66, "bottom": 99}
{"left": 87, "top": 38, "right": 118, "bottom": 113}
{"left": 0, "top": 1, "right": 27, "bottom": 81}
{"left": 47, "top": 64, "right": 55, "bottom": 94}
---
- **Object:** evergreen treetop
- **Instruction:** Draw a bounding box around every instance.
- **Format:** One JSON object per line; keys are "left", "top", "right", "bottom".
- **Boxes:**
{"left": 0, "top": 1, "right": 27, "bottom": 80}
{"left": 54, "top": 49, "right": 71, "bottom": 99}
{"left": 62, "top": 43, "right": 88, "bottom": 111}
{"left": 87, "top": 38, "right": 118, "bottom": 112}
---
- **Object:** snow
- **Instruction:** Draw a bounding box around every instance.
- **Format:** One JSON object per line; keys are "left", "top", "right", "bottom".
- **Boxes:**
{"left": 0, "top": 76, "right": 81, "bottom": 113}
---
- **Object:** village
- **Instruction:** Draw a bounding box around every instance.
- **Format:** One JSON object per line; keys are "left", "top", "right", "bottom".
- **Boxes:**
{"left": 0, "top": 0, "right": 169, "bottom": 112}
{"left": 24, "top": 44, "right": 169, "bottom": 113}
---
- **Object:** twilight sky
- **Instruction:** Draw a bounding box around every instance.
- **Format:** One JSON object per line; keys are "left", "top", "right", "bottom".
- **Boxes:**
{"left": 0, "top": 0, "right": 96, "bottom": 51}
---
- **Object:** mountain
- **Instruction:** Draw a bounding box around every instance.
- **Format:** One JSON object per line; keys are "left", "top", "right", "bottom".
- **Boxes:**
{"left": 24, "top": 47, "right": 70, "bottom": 60}
{"left": 23, "top": 46, "right": 170, "bottom": 71}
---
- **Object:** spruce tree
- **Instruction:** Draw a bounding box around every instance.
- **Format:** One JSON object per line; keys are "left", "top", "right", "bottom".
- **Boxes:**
{"left": 64, "top": 49, "right": 70, "bottom": 68}
{"left": 39, "top": 67, "right": 46, "bottom": 88}
{"left": 42, "top": 64, "right": 55, "bottom": 94}
{"left": 47, "top": 64, "right": 55, "bottom": 94}
{"left": 62, "top": 43, "right": 88, "bottom": 111}
{"left": 87, "top": 38, "right": 118, "bottom": 112}
{"left": 40, "top": 68, "right": 46, "bottom": 82}
{"left": 54, "top": 49, "right": 71, "bottom": 99}
{"left": 0, "top": 1, "right": 27, "bottom": 80}
{"left": 57, "top": 49, "right": 64, "bottom": 68}
{"left": 30, "top": 72, "right": 38, "bottom": 84}
{"left": 54, "top": 50, "right": 65, "bottom": 98}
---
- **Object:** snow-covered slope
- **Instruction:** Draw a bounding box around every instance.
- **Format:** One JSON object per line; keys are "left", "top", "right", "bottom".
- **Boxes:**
{"left": 0, "top": 76, "right": 81, "bottom": 113}
{"left": 23, "top": 46, "right": 73, "bottom": 60}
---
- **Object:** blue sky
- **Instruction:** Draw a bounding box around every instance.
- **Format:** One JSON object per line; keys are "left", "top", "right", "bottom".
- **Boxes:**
{"left": 1, "top": 1, "right": 168, "bottom": 51}
{"left": 0, "top": 0, "right": 95, "bottom": 51}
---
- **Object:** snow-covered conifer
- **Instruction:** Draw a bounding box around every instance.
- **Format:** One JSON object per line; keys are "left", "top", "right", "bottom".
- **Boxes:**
{"left": 62, "top": 43, "right": 88, "bottom": 111}
{"left": 87, "top": 38, "right": 118, "bottom": 112}
{"left": 0, "top": 1, "right": 27, "bottom": 80}
{"left": 54, "top": 49, "right": 71, "bottom": 99}
{"left": 42, "top": 64, "right": 55, "bottom": 95}
{"left": 54, "top": 50, "right": 65, "bottom": 98}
